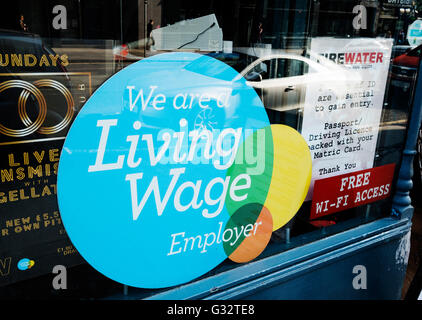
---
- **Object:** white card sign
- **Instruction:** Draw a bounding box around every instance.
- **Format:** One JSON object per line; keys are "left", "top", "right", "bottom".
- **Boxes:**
{"left": 301, "top": 37, "right": 393, "bottom": 199}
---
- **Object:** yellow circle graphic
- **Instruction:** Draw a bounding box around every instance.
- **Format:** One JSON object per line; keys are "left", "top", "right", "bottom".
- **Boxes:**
{"left": 263, "top": 125, "right": 312, "bottom": 231}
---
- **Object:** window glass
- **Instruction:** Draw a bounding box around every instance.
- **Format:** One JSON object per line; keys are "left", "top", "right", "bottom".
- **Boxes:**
{"left": 275, "top": 58, "right": 308, "bottom": 78}
{"left": 0, "top": 0, "right": 420, "bottom": 297}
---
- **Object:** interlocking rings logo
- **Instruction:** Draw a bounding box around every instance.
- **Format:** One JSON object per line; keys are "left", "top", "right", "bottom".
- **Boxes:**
{"left": 0, "top": 79, "right": 74, "bottom": 137}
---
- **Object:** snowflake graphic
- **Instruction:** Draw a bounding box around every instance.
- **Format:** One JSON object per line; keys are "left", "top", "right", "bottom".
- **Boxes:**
{"left": 194, "top": 107, "right": 217, "bottom": 131}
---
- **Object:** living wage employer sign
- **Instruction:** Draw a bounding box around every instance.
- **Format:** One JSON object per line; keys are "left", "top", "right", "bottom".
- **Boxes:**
{"left": 57, "top": 52, "right": 312, "bottom": 288}
{"left": 301, "top": 38, "right": 393, "bottom": 200}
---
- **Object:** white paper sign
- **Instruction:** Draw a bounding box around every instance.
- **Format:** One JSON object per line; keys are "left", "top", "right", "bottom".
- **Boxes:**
{"left": 301, "top": 37, "right": 393, "bottom": 200}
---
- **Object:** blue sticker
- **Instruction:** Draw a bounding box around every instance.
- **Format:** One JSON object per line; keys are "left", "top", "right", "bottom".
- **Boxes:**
{"left": 57, "top": 52, "right": 270, "bottom": 288}
{"left": 17, "top": 258, "right": 34, "bottom": 271}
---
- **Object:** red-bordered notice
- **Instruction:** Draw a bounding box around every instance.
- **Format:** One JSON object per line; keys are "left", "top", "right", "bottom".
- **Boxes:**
{"left": 310, "top": 163, "right": 395, "bottom": 219}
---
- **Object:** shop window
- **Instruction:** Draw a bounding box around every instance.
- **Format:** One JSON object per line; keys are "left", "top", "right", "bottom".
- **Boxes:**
{"left": 0, "top": 0, "right": 420, "bottom": 297}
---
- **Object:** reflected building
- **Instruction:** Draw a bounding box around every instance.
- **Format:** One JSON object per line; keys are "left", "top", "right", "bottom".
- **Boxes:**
{"left": 0, "top": 0, "right": 417, "bottom": 48}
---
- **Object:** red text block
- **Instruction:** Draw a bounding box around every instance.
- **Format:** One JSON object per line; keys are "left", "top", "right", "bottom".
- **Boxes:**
{"left": 310, "top": 163, "right": 395, "bottom": 219}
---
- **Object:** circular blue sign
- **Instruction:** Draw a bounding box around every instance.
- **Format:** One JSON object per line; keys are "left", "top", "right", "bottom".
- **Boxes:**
{"left": 57, "top": 52, "right": 270, "bottom": 288}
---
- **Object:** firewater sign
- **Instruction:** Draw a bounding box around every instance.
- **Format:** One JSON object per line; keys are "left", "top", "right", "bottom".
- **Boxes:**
{"left": 301, "top": 37, "right": 393, "bottom": 200}
{"left": 407, "top": 19, "right": 422, "bottom": 47}
{"left": 57, "top": 52, "right": 312, "bottom": 288}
